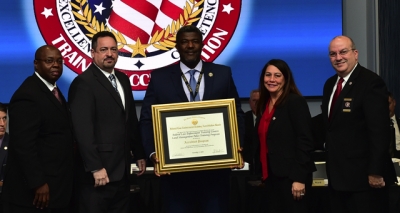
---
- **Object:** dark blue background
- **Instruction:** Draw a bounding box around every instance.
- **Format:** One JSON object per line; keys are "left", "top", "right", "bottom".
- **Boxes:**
{"left": 0, "top": 0, "right": 341, "bottom": 102}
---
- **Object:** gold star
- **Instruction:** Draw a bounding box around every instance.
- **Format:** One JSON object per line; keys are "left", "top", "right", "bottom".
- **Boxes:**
{"left": 128, "top": 38, "right": 150, "bottom": 57}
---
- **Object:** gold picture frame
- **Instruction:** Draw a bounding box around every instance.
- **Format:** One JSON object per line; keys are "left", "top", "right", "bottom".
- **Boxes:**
{"left": 152, "top": 98, "right": 242, "bottom": 173}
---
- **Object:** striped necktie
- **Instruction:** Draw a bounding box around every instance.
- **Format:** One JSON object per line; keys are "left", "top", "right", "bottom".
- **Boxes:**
{"left": 108, "top": 74, "right": 119, "bottom": 94}
{"left": 189, "top": 69, "right": 200, "bottom": 101}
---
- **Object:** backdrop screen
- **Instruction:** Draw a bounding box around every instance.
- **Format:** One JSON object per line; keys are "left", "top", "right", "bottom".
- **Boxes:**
{"left": 0, "top": 0, "right": 341, "bottom": 103}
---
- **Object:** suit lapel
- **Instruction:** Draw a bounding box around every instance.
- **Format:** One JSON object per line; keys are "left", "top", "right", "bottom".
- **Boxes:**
{"left": 91, "top": 65, "right": 124, "bottom": 110}
{"left": 32, "top": 75, "right": 68, "bottom": 116}
{"left": 329, "top": 65, "right": 361, "bottom": 122}
{"left": 202, "top": 63, "right": 214, "bottom": 101}
{"left": 171, "top": 64, "right": 190, "bottom": 102}
{"left": 267, "top": 106, "right": 281, "bottom": 132}
{"left": 115, "top": 71, "right": 130, "bottom": 119}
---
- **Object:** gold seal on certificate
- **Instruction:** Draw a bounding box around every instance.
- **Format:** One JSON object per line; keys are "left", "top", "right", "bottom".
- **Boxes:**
{"left": 152, "top": 99, "right": 242, "bottom": 173}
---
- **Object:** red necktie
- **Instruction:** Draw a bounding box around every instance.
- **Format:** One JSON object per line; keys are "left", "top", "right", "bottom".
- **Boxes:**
{"left": 329, "top": 78, "right": 344, "bottom": 119}
{"left": 52, "top": 87, "right": 62, "bottom": 104}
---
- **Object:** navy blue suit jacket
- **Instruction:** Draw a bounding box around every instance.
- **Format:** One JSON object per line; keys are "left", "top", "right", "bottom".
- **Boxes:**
{"left": 140, "top": 62, "right": 245, "bottom": 157}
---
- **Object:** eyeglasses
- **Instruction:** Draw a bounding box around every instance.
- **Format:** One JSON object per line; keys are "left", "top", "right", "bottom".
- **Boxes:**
{"left": 329, "top": 49, "right": 355, "bottom": 58}
{"left": 97, "top": 47, "right": 118, "bottom": 54}
{"left": 36, "top": 58, "right": 64, "bottom": 65}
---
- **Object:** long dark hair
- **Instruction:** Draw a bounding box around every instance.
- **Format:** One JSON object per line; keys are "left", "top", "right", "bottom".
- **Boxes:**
{"left": 256, "top": 59, "right": 301, "bottom": 116}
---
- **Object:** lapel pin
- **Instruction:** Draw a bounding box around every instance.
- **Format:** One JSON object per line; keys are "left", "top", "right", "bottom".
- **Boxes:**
{"left": 4, "top": 146, "right": 7, "bottom": 150}
{"left": 272, "top": 117, "right": 276, "bottom": 120}
{"left": 209, "top": 72, "right": 213, "bottom": 77}
{"left": 349, "top": 82, "right": 352, "bottom": 85}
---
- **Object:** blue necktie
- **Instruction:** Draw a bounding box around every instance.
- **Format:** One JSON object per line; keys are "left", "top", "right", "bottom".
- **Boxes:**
{"left": 189, "top": 69, "right": 200, "bottom": 101}
{"left": 108, "top": 74, "right": 119, "bottom": 94}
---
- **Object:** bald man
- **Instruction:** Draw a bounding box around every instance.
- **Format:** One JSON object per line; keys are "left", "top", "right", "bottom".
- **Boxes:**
{"left": 3, "top": 45, "right": 74, "bottom": 213}
{"left": 322, "top": 36, "right": 396, "bottom": 213}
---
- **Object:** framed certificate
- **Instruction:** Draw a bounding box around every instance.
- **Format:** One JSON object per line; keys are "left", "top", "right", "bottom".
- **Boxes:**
{"left": 152, "top": 98, "right": 242, "bottom": 173}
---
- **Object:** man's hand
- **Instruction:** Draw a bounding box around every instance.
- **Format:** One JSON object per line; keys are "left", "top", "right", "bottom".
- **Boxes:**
{"left": 230, "top": 147, "right": 244, "bottom": 169}
{"left": 136, "top": 159, "right": 146, "bottom": 176}
{"left": 33, "top": 183, "right": 50, "bottom": 209}
{"left": 368, "top": 174, "right": 385, "bottom": 188}
{"left": 292, "top": 182, "right": 306, "bottom": 200}
{"left": 93, "top": 168, "right": 110, "bottom": 187}
{"left": 151, "top": 153, "right": 170, "bottom": 177}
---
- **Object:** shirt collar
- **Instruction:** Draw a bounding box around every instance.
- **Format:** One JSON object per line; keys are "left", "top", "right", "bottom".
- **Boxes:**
{"left": 35, "top": 72, "right": 57, "bottom": 91}
{"left": 180, "top": 61, "right": 203, "bottom": 74}
{"left": 93, "top": 63, "right": 116, "bottom": 78}
{"left": 339, "top": 63, "right": 358, "bottom": 83}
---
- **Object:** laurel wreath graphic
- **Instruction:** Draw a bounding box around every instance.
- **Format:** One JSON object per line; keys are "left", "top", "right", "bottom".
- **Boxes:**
{"left": 70, "top": 0, "right": 204, "bottom": 57}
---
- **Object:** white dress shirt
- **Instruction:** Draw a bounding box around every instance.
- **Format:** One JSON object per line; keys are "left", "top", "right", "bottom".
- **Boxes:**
{"left": 98, "top": 68, "right": 125, "bottom": 109}
{"left": 328, "top": 64, "right": 357, "bottom": 116}
{"left": 391, "top": 115, "right": 400, "bottom": 150}
{"left": 180, "top": 61, "right": 205, "bottom": 101}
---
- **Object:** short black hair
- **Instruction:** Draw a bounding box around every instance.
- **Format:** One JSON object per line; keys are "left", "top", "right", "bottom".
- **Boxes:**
{"left": 176, "top": 25, "right": 203, "bottom": 42}
{"left": 91, "top": 31, "right": 117, "bottom": 50}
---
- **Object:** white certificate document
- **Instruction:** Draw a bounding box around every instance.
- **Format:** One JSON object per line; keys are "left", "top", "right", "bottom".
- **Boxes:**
{"left": 166, "top": 112, "right": 228, "bottom": 159}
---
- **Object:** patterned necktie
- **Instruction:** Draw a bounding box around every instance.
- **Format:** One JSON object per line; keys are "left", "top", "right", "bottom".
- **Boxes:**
{"left": 108, "top": 74, "right": 119, "bottom": 94}
{"left": 189, "top": 69, "right": 200, "bottom": 101}
{"left": 329, "top": 77, "right": 344, "bottom": 119}
{"left": 52, "top": 87, "right": 62, "bottom": 104}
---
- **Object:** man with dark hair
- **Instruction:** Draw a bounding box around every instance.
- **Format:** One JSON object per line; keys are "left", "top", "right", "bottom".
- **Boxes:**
{"left": 3, "top": 45, "right": 74, "bottom": 213}
{"left": 140, "top": 25, "right": 245, "bottom": 213}
{"left": 69, "top": 31, "right": 146, "bottom": 213}
{"left": 0, "top": 103, "right": 8, "bottom": 184}
{"left": 243, "top": 89, "right": 261, "bottom": 174}
{"left": 322, "top": 35, "right": 396, "bottom": 213}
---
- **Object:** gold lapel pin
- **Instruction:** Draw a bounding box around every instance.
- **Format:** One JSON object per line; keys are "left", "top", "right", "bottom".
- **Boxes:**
{"left": 209, "top": 72, "right": 213, "bottom": 77}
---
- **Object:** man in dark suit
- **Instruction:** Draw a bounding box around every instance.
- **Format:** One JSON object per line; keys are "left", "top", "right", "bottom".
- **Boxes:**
{"left": 389, "top": 92, "right": 400, "bottom": 158}
{"left": 139, "top": 25, "right": 245, "bottom": 213}
{"left": 0, "top": 103, "right": 8, "bottom": 185}
{"left": 2, "top": 45, "right": 74, "bottom": 213}
{"left": 0, "top": 103, "right": 9, "bottom": 213}
{"left": 310, "top": 106, "right": 326, "bottom": 151}
{"left": 322, "top": 36, "right": 397, "bottom": 213}
{"left": 243, "top": 89, "right": 261, "bottom": 175}
{"left": 68, "top": 31, "right": 146, "bottom": 213}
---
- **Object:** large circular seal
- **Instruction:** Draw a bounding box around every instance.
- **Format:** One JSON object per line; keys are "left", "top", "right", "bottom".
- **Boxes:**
{"left": 34, "top": 0, "right": 241, "bottom": 91}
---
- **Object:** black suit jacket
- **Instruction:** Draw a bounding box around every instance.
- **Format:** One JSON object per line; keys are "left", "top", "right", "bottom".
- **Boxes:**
{"left": 311, "top": 113, "right": 326, "bottom": 151}
{"left": 322, "top": 64, "right": 397, "bottom": 191}
{"left": 255, "top": 93, "right": 316, "bottom": 183}
{"left": 243, "top": 111, "right": 261, "bottom": 175}
{"left": 69, "top": 64, "right": 145, "bottom": 184}
{"left": 140, "top": 62, "right": 245, "bottom": 157}
{"left": 3, "top": 75, "right": 74, "bottom": 208}
{"left": 0, "top": 133, "right": 9, "bottom": 181}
